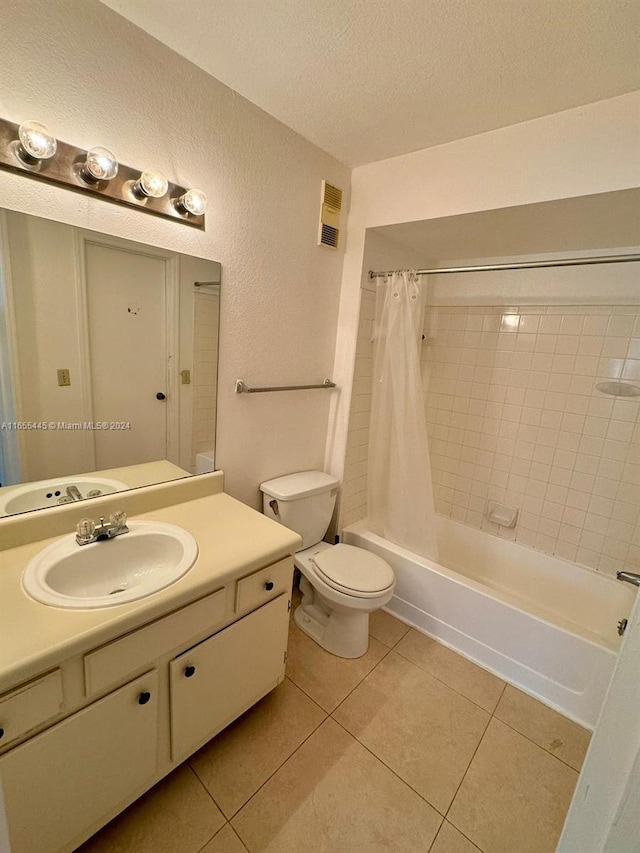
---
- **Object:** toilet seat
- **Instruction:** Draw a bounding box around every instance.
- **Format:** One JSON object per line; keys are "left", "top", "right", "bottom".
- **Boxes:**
{"left": 311, "top": 544, "right": 395, "bottom": 598}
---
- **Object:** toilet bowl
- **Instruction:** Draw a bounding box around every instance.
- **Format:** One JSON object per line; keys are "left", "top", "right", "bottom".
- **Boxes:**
{"left": 260, "top": 471, "right": 396, "bottom": 658}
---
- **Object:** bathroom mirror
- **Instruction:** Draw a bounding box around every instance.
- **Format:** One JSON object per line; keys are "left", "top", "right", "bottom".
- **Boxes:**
{"left": 0, "top": 208, "right": 221, "bottom": 516}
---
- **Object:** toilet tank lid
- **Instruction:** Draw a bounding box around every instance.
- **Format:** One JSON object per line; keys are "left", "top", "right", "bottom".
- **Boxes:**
{"left": 260, "top": 471, "right": 339, "bottom": 500}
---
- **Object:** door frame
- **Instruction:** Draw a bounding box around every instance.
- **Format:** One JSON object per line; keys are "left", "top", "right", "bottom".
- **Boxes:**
{"left": 0, "top": 210, "right": 24, "bottom": 485}
{"left": 74, "top": 231, "right": 180, "bottom": 470}
{"left": 557, "top": 590, "right": 640, "bottom": 851}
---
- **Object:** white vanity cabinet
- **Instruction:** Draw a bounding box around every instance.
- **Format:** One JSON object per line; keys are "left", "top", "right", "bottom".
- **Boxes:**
{"left": 0, "top": 670, "right": 159, "bottom": 853}
{"left": 170, "top": 592, "right": 290, "bottom": 761}
{"left": 0, "top": 555, "right": 293, "bottom": 853}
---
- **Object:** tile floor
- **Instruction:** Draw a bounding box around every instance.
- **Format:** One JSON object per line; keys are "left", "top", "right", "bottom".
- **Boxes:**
{"left": 79, "top": 588, "right": 590, "bottom": 853}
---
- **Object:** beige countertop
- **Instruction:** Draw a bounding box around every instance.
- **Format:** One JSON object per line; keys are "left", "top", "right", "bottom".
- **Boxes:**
{"left": 0, "top": 478, "right": 301, "bottom": 694}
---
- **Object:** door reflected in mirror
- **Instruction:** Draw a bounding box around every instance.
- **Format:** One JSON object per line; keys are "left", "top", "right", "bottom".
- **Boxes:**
{"left": 0, "top": 209, "right": 221, "bottom": 516}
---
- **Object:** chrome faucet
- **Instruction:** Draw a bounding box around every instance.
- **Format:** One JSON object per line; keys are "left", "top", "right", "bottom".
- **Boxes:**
{"left": 76, "top": 511, "right": 129, "bottom": 546}
{"left": 66, "top": 485, "right": 83, "bottom": 501}
{"left": 617, "top": 570, "right": 640, "bottom": 588}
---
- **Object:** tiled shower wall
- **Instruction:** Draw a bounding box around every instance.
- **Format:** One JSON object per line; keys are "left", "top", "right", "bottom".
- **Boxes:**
{"left": 341, "top": 299, "right": 640, "bottom": 579}
{"left": 425, "top": 305, "right": 640, "bottom": 577}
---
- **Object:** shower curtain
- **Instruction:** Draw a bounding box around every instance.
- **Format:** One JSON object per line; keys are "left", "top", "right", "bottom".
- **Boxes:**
{"left": 367, "top": 270, "right": 439, "bottom": 560}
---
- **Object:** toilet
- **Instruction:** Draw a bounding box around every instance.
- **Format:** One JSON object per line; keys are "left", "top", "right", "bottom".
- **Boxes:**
{"left": 260, "top": 471, "right": 395, "bottom": 658}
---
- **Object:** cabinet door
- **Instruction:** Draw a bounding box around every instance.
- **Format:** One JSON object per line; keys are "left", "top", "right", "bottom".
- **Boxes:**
{"left": 170, "top": 593, "right": 289, "bottom": 761}
{"left": 0, "top": 670, "right": 158, "bottom": 853}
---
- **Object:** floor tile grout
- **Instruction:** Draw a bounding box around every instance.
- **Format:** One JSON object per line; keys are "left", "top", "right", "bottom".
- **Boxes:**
{"left": 212, "top": 609, "right": 580, "bottom": 851}
{"left": 427, "top": 820, "right": 487, "bottom": 853}
{"left": 286, "top": 625, "right": 394, "bottom": 715}
{"left": 442, "top": 709, "right": 494, "bottom": 827}
{"left": 327, "top": 641, "right": 394, "bottom": 714}
{"left": 488, "top": 712, "right": 584, "bottom": 774}
{"left": 383, "top": 642, "right": 504, "bottom": 715}
{"left": 224, "top": 702, "right": 328, "bottom": 823}
{"left": 186, "top": 761, "right": 231, "bottom": 848}
{"left": 330, "top": 715, "right": 449, "bottom": 821}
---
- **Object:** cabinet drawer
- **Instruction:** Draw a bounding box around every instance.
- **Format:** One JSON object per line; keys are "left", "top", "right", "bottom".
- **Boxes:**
{"left": 0, "top": 670, "right": 64, "bottom": 749}
{"left": 235, "top": 557, "right": 293, "bottom": 613}
{"left": 170, "top": 593, "right": 290, "bottom": 761}
{"left": 0, "top": 670, "right": 158, "bottom": 853}
{"left": 84, "top": 586, "right": 226, "bottom": 696}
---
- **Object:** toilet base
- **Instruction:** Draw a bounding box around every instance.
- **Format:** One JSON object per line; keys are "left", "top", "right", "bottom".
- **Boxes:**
{"left": 294, "top": 575, "right": 370, "bottom": 658}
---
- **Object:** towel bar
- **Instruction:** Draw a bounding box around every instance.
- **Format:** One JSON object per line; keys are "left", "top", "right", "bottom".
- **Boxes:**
{"left": 234, "top": 378, "right": 337, "bottom": 394}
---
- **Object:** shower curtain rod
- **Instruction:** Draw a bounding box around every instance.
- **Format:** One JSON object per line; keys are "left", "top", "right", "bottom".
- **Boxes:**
{"left": 368, "top": 253, "right": 640, "bottom": 280}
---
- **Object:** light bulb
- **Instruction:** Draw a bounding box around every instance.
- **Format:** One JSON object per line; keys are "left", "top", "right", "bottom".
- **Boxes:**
{"left": 82, "top": 147, "right": 118, "bottom": 182}
{"left": 177, "top": 188, "right": 207, "bottom": 216}
{"left": 16, "top": 120, "right": 57, "bottom": 163}
{"left": 134, "top": 168, "right": 168, "bottom": 199}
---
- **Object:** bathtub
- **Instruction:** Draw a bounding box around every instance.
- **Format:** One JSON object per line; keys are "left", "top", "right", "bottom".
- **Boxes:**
{"left": 343, "top": 517, "right": 636, "bottom": 728}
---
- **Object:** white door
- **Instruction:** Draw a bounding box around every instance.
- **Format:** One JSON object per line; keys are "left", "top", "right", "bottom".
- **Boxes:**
{"left": 557, "top": 588, "right": 640, "bottom": 852}
{"left": 85, "top": 242, "right": 169, "bottom": 469}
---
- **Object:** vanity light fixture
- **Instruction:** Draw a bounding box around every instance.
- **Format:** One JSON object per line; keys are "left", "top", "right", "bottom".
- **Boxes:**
{"left": 133, "top": 168, "right": 169, "bottom": 199}
{"left": 176, "top": 188, "right": 207, "bottom": 216}
{"left": 81, "top": 146, "right": 118, "bottom": 183}
{"left": 15, "top": 120, "right": 57, "bottom": 165}
{"left": 0, "top": 116, "right": 205, "bottom": 229}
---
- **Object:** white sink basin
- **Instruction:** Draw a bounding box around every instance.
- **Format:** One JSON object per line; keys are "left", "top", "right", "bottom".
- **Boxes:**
{"left": 0, "top": 477, "right": 128, "bottom": 516}
{"left": 22, "top": 521, "right": 198, "bottom": 609}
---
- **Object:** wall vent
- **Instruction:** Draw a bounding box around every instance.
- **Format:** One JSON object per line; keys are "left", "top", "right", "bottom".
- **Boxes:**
{"left": 318, "top": 180, "right": 342, "bottom": 249}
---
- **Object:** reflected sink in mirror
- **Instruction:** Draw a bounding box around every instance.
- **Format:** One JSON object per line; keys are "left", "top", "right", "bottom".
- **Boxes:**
{"left": 0, "top": 476, "right": 128, "bottom": 516}
{"left": 22, "top": 521, "right": 198, "bottom": 609}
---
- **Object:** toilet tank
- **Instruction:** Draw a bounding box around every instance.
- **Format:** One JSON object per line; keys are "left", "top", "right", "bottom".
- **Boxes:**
{"left": 260, "top": 471, "right": 339, "bottom": 550}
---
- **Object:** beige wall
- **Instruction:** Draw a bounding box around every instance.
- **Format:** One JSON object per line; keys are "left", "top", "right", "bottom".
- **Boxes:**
{"left": 0, "top": 0, "right": 350, "bottom": 508}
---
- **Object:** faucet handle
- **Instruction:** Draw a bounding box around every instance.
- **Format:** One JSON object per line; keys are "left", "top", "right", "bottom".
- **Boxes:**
{"left": 76, "top": 518, "right": 96, "bottom": 542}
{"left": 110, "top": 510, "right": 127, "bottom": 530}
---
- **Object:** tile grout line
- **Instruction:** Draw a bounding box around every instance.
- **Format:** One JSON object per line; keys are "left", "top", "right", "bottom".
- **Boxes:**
{"left": 489, "top": 711, "right": 585, "bottom": 774}
{"left": 444, "top": 704, "right": 496, "bottom": 853}
{"left": 184, "top": 764, "right": 229, "bottom": 853}
{"left": 223, "top": 698, "right": 329, "bottom": 825}
{"left": 326, "top": 641, "right": 395, "bottom": 715}
{"left": 187, "top": 762, "right": 229, "bottom": 826}
{"left": 441, "top": 704, "right": 496, "bottom": 829}
{"left": 327, "top": 649, "right": 498, "bottom": 824}
{"left": 388, "top": 639, "right": 506, "bottom": 715}
{"left": 328, "top": 715, "right": 447, "bottom": 835}
{"left": 286, "top": 621, "right": 396, "bottom": 714}
{"left": 193, "top": 821, "right": 250, "bottom": 853}
{"left": 393, "top": 629, "right": 589, "bottom": 770}
{"left": 190, "top": 674, "right": 329, "bottom": 824}
{"left": 426, "top": 819, "right": 486, "bottom": 853}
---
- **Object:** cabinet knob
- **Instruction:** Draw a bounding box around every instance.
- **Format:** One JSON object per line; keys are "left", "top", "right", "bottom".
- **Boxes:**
{"left": 264, "top": 581, "right": 274, "bottom": 591}
{"left": 0, "top": 727, "right": 4, "bottom": 740}
{"left": 184, "top": 665, "right": 196, "bottom": 678}
{"left": 138, "top": 691, "right": 152, "bottom": 705}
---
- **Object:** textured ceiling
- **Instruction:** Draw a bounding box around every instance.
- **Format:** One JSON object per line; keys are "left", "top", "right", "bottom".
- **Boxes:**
{"left": 98, "top": 0, "right": 640, "bottom": 166}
